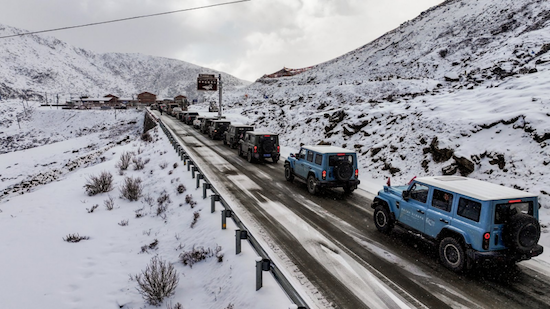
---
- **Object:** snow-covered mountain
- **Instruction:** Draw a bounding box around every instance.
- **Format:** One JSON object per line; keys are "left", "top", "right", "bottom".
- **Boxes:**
{"left": 222, "top": 0, "right": 550, "bottom": 210}
{"left": 0, "top": 24, "right": 249, "bottom": 102}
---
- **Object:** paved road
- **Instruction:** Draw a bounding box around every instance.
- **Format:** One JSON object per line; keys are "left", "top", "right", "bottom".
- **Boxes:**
{"left": 160, "top": 112, "right": 550, "bottom": 309}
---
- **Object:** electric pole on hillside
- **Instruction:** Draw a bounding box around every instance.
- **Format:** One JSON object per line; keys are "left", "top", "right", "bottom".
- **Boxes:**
{"left": 218, "top": 74, "right": 222, "bottom": 118}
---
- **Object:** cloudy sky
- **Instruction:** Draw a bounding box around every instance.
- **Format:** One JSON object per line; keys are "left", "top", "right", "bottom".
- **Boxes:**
{"left": 0, "top": 0, "right": 443, "bottom": 81}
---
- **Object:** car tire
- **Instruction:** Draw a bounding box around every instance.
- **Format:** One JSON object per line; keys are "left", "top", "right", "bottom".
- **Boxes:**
{"left": 504, "top": 213, "right": 541, "bottom": 254}
{"left": 307, "top": 175, "right": 318, "bottom": 195}
{"left": 373, "top": 205, "right": 393, "bottom": 233}
{"left": 247, "top": 151, "right": 254, "bottom": 163}
{"left": 273, "top": 156, "right": 279, "bottom": 164}
{"left": 284, "top": 164, "right": 294, "bottom": 182}
{"left": 223, "top": 139, "right": 227, "bottom": 145}
{"left": 334, "top": 161, "right": 353, "bottom": 181}
{"left": 439, "top": 237, "right": 466, "bottom": 272}
{"left": 238, "top": 147, "right": 243, "bottom": 157}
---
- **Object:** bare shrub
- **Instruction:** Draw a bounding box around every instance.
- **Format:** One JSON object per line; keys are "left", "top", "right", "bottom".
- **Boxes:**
{"left": 134, "top": 256, "right": 179, "bottom": 306}
{"left": 157, "top": 191, "right": 171, "bottom": 216}
{"left": 135, "top": 206, "right": 145, "bottom": 218}
{"left": 189, "top": 201, "right": 197, "bottom": 208}
{"left": 63, "top": 233, "right": 90, "bottom": 243}
{"left": 179, "top": 246, "right": 211, "bottom": 268}
{"left": 86, "top": 204, "right": 99, "bottom": 213}
{"left": 132, "top": 157, "right": 148, "bottom": 170}
{"left": 185, "top": 194, "right": 193, "bottom": 204}
{"left": 140, "top": 239, "right": 159, "bottom": 254}
{"left": 224, "top": 303, "right": 234, "bottom": 309}
{"left": 173, "top": 162, "right": 178, "bottom": 169}
{"left": 141, "top": 131, "right": 152, "bottom": 143}
{"left": 118, "top": 219, "right": 129, "bottom": 226}
{"left": 143, "top": 194, "right": 155, "bottom": 207}
{"left": 176, "top": 184, "right": 186, "bottom": 194}
{"left": 116, "top": 151, "right": 133, "bottom": 171}
{"left": 159, "top": 162, "right": 168, "bottom": 169}
{"left": 120, "top": 177, "right": 143, "bottom": 201}
{"left": 167, "top": 302, "right": 183, "bottom": 309}
{"left": 84, "top": 171, "right": 113, "bottom": 196}
{"left": 190, "top": 211, "right": 200, "bottom": 228}
{"left": 104, "top": 195, "right": 115, "bottom": 210}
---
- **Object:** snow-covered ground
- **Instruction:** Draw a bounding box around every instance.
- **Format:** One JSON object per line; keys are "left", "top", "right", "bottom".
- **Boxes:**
{"left": 0, "top": 101, "right": 290, "bottom": 309}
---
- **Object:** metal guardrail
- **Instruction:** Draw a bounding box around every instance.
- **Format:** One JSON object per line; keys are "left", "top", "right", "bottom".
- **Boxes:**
{"left": 148, "top": 111, "right": 309, "bottom": 309}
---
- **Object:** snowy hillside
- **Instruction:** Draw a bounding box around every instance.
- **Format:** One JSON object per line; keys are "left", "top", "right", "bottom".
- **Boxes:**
{"left": 220, "top": 0, "right": 550, "bottom": 220}
{"left": 0, "top": 24, "right": 249, "bottom": 102}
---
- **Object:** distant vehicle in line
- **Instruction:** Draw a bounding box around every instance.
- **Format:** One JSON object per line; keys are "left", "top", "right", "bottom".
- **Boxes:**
{"left": 238, "top": 131, "right": 280, "bottom": 164}
{"left": 224, "top": 124, "right": 254, "bottom": 148}
{"left": 209, "top": 120, "right": 231, "bottom": 140}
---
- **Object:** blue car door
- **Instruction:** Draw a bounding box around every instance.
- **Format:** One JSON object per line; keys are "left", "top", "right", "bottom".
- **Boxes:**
{"left": 294, "top": 148, "right": 308, "bottom": 178}
{"left": 425, "top": 189, "right": 455, "bottom": 238}
{"left": 398, "top": 183, "right": 430, "bottom": 232}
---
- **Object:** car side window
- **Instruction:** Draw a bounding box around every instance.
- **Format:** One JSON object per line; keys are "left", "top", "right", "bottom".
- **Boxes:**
{"left": 307, "top": 151, "right": 314, "bottom": 162}
{"left": 431, "top": 189, "right": 453, "bottom": 212}
{"left": 298, "top": 149, "right": 307, "bottom": 160}
{"left": 457, "top": 198, "right": 481, "bottom": 222}
{"left": 410, "top": 183, "right": 429, "bottom": 204}
{"left": 314, "top": 153, "right": 322, "bottom": 165}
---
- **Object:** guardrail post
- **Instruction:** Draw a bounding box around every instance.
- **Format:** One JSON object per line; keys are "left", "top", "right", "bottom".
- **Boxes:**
{"left": 221, "top": 209, "right": 232, "bottom": 229}
{"left": 196, "top": 173, "right": 203, "bottom": 189}
{"left": 192, "top": 166, "right": 198, "bottom": 178}
{"left": 256, "top": 258, "right": 271, "bottom": 291}
{"left": 203, "top": 183, "right": 212, "bottom": 199}
{"left": 236, "top": 229, "right": 248, "bottom": 254}
{"left": 211, "top": 194, "right": 220, "bottom": 213}
{"left": 187, "top": 160, "right": 193, "bottom": 171}
{"left": 183, "top": 154, "right": 189, "bottom": 165}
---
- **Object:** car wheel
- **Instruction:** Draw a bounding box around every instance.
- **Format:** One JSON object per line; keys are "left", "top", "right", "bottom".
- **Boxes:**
{"left": 223, "top": 139, "right": 227, "bottom": 145}
{"left": 307, "top": 175, "right": 318, "bottom": 195}
{"left": 273, "top": 156, "right": 279, "bottom": 164}
{"left": 439, "top": 237, "right": 466, "bottom": 272}
{"left": 373, "top": 205, "right": 393, "bottom": 233}
{"left": 284, "top": 164, "right": 294, "bottom": 182}
{"left": 238, "top": 147, "right": 243, "bottom": 157}
{"left": 247, "top": 151, "right": 254, "bottom": 163}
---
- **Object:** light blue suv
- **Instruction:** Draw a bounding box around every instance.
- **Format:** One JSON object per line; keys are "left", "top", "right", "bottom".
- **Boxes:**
{"left": 285, "top": 145, "right": 360, "bottom": 195}
{"left": 372, "top": 176, "right": 543, "bottom": 272}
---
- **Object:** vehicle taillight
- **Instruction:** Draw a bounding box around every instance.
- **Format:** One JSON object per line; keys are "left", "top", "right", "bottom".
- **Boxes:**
{"left": 337, "top": 153, "right": 346, "bottom": 156}
{"left": 355, "top": 169, "right": 359, "bottom": 178}
{"left": 277, "top": 146, "right": 280, "bottom": 153}
{"left": 482, "top": 232, "right": 491, "bottom": 250}
{"left": 254, "top": 146, "right": 257, "bottom": 153}
{"left": 508, "top": 199, "right": 522, "bottom": 203}
{"left": 322, "top": 170, "right": 326, "bottom": 180}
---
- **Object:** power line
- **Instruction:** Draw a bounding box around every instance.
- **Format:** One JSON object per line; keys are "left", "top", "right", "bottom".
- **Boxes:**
{"left": 0, "top": 0, "right": 251, "bottom": 39}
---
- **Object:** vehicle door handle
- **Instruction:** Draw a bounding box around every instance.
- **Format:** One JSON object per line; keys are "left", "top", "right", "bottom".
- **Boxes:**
{"left": 439, "top": 219, "right": 449, "bottom": 224}
{"left": 416, "top": 209, "right": 425, "bottom": 214}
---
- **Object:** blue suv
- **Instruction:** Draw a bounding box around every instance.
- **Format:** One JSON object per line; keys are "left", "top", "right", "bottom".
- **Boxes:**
{"left": 372, "top": 176, "right": 543, "bottom": 272}
{"left": 285, "top": 145, "right": 360, "bottom": 195}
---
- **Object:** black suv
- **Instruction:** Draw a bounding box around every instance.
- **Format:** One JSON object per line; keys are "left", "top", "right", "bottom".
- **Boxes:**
{"left": 238, "top": 131, "right": 280, "bottom": 163}
{"left": 224, "top": 124, "right": 254, "bottom": 148}
{"left": 209, "top": 120, "right": 231, "bottom": 140}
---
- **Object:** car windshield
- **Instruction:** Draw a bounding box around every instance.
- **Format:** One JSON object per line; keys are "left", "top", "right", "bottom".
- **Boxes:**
{"left": 328, "top": 154, "right": 353, "bottom": 166}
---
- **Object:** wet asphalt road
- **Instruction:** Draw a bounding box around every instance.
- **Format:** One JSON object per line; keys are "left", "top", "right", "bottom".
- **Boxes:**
{"left": 161, "top": 113, "right": 550, "bottom": 309}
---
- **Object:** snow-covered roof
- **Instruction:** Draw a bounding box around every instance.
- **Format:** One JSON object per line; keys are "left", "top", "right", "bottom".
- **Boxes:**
{"left": 302, "top": 145, "right": 355, "bottom": 154}
{"left": 248, "top": 131, "right": 278, "bottom": 136}
{"left": 415, "top": 176, "right": 537, "bottom": 201}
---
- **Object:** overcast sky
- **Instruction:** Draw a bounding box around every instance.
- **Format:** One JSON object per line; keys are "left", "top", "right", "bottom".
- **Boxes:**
{"left": 0, "top": 0, "right": 443, "bottom": 81}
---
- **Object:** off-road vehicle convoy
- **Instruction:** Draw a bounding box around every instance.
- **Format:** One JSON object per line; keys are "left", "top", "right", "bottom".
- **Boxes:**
{"left": 238, "top": 131, "right": 280, "bottom": 163}
{"left": 209, "top": 120, "right": 231, "bottom": 140}
{"left": 372, "top": 176, "right": 543, "bottom": 272}
{"left": 200, "top": 117, "right": 216, "bottom": 134}
{"left": 224, "top": 124, "right": 254, "bottom": 148}
{"left": 284, "top": 145, "right": 360, "bottom": 195}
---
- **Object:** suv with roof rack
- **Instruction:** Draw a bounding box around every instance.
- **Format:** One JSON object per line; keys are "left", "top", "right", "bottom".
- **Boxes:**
{"left": 372, "top": 176, "right": 543, "bottom": 272}
{"left": 238, "top": 131, "right": 280, "bottom": 163}
{"left": 284, "top": 145, "right": 360, "bottom": 195}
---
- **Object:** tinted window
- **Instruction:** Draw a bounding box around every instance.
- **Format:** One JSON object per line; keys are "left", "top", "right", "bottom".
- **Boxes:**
{"left": 431, "top": 189, "right": 453, "bottom": 212}
{"left": 457, "top": 198, "right": 481, "bottom": 222}
{"left": 314, "top": 154, "right": 323, "bottom": 165}
{"left": 409, "top": 183, "right": 429, "bottom": 204}
{"left": 307, "top": 151, "right": 314, "bottom": 162}
{"left": 495, "top": 201, "right": 533, "bottom": 224}
{"left": 259, "top": 135, "right": 278, "bottom": 144}
{"left": 328, "top": 154, "right": 353, "bottom": 166}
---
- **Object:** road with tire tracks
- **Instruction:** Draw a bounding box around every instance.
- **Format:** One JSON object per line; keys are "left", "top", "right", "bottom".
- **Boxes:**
{"left": 160, "top": 112, "right": 550, "bottom": 309}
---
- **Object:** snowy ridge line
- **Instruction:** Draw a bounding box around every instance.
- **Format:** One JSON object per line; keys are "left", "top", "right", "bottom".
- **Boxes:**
{"left": 148, "top": 110, "right": 310, "bottom": 309}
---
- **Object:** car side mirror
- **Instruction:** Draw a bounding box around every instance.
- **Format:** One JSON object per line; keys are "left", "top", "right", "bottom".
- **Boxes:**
{"left": 402, "top": 191, "right": 410, "bottom": 200}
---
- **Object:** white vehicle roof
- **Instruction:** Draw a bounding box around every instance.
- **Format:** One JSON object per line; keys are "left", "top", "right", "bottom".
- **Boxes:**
{"left": 415, "top": 176, "right": 537, "bottom": 201}
{"left": 302, "top": 145, "right": 355, "bottom": 154}
{"left": 247, "top": 131, "right": 278, "bottom": 136}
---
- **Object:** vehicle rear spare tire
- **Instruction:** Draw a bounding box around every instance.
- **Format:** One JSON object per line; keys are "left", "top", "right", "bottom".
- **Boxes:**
{"left": 504, "top": 213, "right": 541, "bottom": 254}
{"left": 334, "top": 161, "right": 353, "bottom": 181}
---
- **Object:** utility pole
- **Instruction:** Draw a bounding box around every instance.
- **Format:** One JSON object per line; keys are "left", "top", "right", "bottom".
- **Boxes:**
{"left": 218, "top": 73, "right": 222, "bottom": 118}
